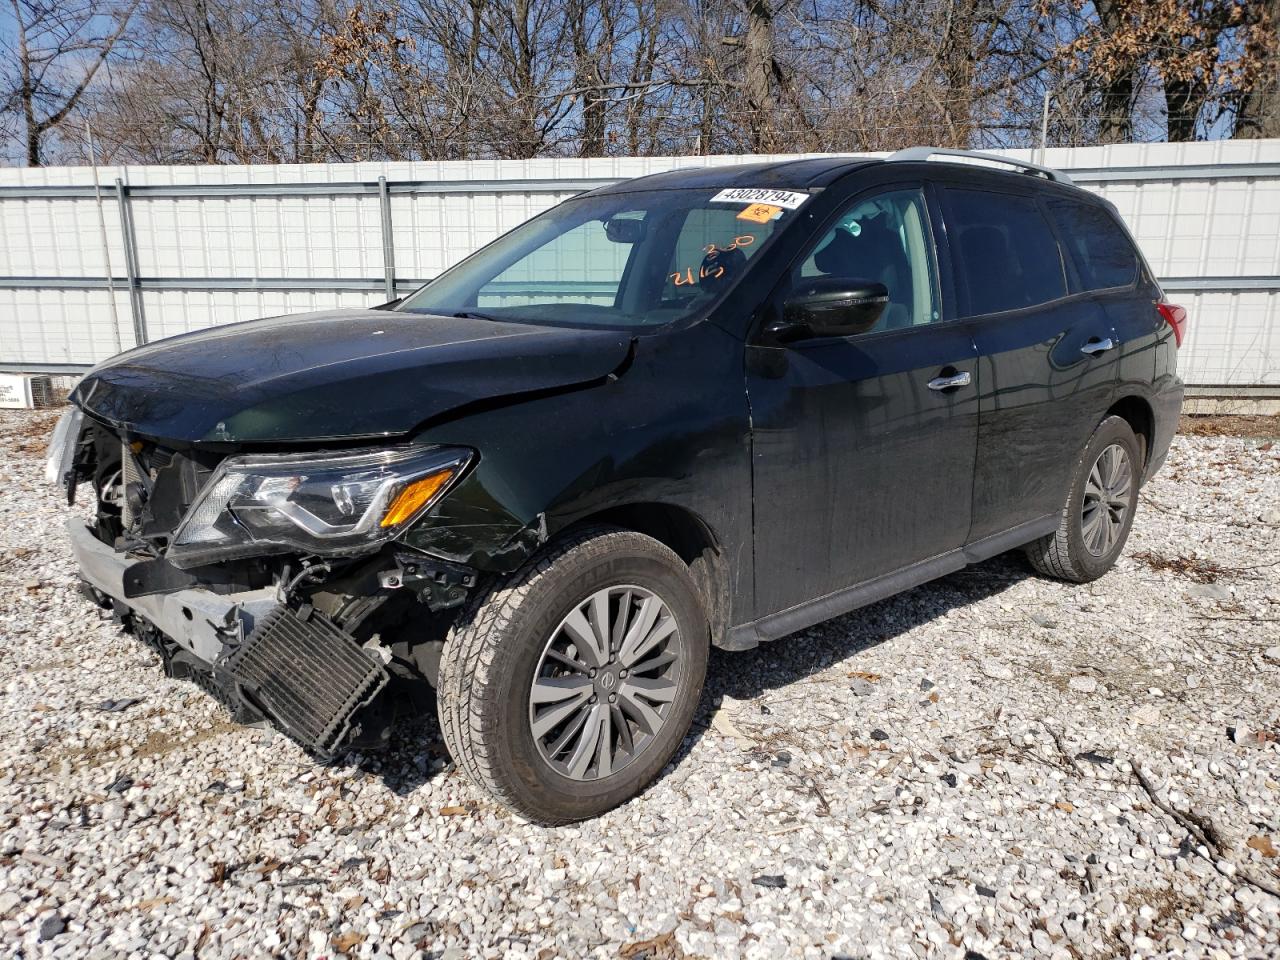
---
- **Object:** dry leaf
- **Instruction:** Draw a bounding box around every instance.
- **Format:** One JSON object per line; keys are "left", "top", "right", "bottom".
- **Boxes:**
{"left": 1247, "top": 835, "right": 1278, "bottom": 857}
{"left": 332, "top": 931, "right": 366, "bottom": 954}
{"left": 138, "top": 896, "right": 174, "bottom": 911}
{"left": 1129, "top": 704, "right": 1160, "bottom": 725}
{"left": 848, "top": 671, "right": 883, "bottom": 682}
{"left": 620, "top": 931, "right": 680, "bottom": 958}
{"left": 711, "top": 708, "right": 743, "bottom": 740}
{"left": 343, "top": 894, "right": 365, "bottom": 910}
{"left": 1055, "top": 801, "right": 1075, "bottom": 813}
{"left": 439, "top": 805, "right": 469, "bottom": 817}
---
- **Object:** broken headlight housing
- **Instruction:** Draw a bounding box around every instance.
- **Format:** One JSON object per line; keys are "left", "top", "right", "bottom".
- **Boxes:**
{"left": 168, "top": 445, "right": 472, "bottom": 568}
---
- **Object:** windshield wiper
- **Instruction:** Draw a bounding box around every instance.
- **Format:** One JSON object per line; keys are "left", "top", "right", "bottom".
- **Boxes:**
{"left": 452, "top": 310, "right": 503, "bottom": 322}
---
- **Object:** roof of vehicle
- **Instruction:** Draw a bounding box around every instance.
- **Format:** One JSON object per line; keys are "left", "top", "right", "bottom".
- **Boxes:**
{"left": 584, "top": 151, "right": 1089, "bottom": 199}
{"left": 584, "top": 157, "right": 879, "bottom": 195}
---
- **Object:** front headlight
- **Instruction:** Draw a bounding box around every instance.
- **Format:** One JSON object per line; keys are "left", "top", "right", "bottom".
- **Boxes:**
{"left": 168, "top": 445, "right": 472, "bottom": 567}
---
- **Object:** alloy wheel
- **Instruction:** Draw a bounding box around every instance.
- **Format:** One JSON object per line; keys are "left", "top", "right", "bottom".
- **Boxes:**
{"left": 529, "top": 585, "right": 684, "bottom": 781}
{"left": 1081, "top": 442, "right": 1133, "bottom": 557}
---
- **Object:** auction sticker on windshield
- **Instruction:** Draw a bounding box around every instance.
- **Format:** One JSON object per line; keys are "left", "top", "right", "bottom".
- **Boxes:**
{"left": 710, "top": 188, "right": 810, "bottom": 209}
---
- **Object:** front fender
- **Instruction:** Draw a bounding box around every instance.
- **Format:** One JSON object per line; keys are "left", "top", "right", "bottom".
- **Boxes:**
{"left": 399, "top": 324, "right": 754, "bottom": 595}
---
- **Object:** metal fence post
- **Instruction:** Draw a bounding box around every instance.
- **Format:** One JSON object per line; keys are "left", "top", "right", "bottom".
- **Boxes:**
{"left": 378, "top": 176, "right": 397, "bottom": 301}
{"left": 114, "top": 178, "right": 148, "bottom": 346}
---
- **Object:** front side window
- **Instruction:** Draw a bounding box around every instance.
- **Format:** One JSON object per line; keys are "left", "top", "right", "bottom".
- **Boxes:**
{"left": 1046, "top": 199, "right": 1139, "bottom": 291}
{"left": 399, "top": 189, "right": 800, "bottom": 329}
{"left": 788, "top": 188, "right": 940, "bottom": 333}
{"left": 945, "top": 188, "right": 1067, "bottom": 316}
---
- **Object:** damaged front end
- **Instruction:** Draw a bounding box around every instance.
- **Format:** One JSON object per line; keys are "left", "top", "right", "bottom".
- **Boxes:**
{"left": 49, "top": 409, "right": 480, "bottom": 759}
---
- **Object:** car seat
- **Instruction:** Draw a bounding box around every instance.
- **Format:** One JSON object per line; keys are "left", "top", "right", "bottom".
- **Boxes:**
{"left": 812, "top": 216, "right": 912, "bottom": 328}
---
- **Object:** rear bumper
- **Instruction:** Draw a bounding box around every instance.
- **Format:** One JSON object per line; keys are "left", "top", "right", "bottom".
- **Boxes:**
{"left": 67, "top": 518, "right": 278, "bottom": 665}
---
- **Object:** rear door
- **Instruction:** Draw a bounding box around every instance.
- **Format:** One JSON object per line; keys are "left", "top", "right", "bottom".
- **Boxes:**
{"left": 746, "top": 183, "right": 980, "bottom": 617}
{"left": 1045, "top": 197, "right": 1160, "bottom": 402}
{"left": 940, "top": 184, "right": 1119, "bottom": 544}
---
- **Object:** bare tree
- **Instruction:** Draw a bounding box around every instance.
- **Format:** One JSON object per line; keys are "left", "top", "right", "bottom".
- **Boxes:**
{"left": 2, "top": 0, "right": 139, "bottom": 164}
{"left": 10, "top": 0, "right": 1262, "bottom": 168}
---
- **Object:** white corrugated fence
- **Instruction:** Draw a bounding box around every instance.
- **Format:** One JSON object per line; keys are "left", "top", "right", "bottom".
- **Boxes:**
{"left": 0, "top": 141, "right": 1277, "bottom": 388}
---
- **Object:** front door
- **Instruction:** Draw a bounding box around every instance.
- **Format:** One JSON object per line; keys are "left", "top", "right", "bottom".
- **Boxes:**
{"left": 746, "top": 186, "right": 980, "bottom": 618}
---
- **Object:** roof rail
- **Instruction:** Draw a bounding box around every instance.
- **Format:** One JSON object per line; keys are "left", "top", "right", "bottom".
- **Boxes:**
{"left": 886, "top": 147, "right": 1073, "bottom": 185}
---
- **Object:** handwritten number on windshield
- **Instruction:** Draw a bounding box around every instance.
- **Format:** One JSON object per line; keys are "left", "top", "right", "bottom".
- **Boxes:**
{"left": 670, "top": 234, "right": 756, "bottom": 286}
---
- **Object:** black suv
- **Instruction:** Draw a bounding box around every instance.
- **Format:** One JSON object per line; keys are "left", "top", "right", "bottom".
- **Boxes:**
{"left": 48, "top": 148, "right": 1185, "bottom": 823}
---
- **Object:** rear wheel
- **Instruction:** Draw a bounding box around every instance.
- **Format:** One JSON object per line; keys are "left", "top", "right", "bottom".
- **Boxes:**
{"left": 1025, "top": 415, "right": 1141, "bottom": 583}
{"left": 437, "top": 526, "right": 708, "bottom": 824}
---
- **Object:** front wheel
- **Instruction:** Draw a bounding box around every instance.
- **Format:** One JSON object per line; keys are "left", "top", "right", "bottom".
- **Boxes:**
{"left": 1025, "top": 415, "right": 1142, "bottom": 583}
{"left": 436, "top": 526, "right": 709, "bottom": 824}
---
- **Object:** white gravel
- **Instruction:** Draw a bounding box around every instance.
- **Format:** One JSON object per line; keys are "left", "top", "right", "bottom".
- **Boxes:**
{"left": 2, "top": 408, "right": 1279, "bottom": 959}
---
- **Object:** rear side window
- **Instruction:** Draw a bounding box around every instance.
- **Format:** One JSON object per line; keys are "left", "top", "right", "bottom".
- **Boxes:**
{"left": 1046, "top": 199, "right": 1139, "bottom": 291}
{"left": 945, "top": 188, "right": 1067, "bottom": 316}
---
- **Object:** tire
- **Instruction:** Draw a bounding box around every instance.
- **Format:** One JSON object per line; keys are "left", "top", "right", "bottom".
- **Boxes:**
{"left": 437, "top": 525, "right": 709, "bottom": 824}
{"left": 1025, "top": 415, "right": 1142, "bottom": 583}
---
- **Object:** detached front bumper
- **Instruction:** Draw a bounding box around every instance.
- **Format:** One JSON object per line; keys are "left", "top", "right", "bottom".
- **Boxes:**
{"left": 67, "top": 518, "right": 276, "bottom": 665}
{"left": 68, "top": 519, "right": 391, "bottom": 757}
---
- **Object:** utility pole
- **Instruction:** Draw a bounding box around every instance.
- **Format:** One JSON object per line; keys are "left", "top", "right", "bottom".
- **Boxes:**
{"left": 1038, "top": 91, "right": 1051, "bottom": 166}
{"left": 85, "top": 120, "right": 123, "bottom": 354}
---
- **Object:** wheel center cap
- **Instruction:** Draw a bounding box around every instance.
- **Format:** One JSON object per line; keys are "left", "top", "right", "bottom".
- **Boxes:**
{"left": 598, "top": 670, "right": 618, "bottom": 692}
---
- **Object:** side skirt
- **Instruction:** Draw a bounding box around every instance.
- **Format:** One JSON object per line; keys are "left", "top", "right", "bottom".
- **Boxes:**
{"left": 721, "top": 514, "right": 1057, "bottom": 651}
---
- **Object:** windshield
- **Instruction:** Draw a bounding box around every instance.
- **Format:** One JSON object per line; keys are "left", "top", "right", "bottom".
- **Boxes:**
{"left": 397, "top": 187, "right": 808, "bottom": 329}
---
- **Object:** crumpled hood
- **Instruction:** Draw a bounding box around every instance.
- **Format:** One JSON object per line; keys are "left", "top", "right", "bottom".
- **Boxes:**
{"left": 72, "top": 308, "right": 633, "bottom": 443}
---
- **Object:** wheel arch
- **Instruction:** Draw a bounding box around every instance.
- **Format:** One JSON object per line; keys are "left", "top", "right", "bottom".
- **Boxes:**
{"left": 1106, "top": 395, "right": 1155, "bottom": 471}
{"left": 568, "top": 501, "right": 731, "bottom": 648}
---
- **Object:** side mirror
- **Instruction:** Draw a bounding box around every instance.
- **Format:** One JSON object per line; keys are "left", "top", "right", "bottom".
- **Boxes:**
{"left": 604, "top": 217, "right": 646, "bottom": 244}
{"left": 772, "top": 278, "right": 889, "bottom": 342}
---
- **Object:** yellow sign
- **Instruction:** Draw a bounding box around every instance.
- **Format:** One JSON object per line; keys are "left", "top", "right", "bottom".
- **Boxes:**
{"left": 736, "top": 203, "right": 783, "bottom": 224}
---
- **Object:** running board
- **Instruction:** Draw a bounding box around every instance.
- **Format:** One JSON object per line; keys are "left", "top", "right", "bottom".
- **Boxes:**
{"left": 723, "top": 515, "right": 1057, "bottom": 650}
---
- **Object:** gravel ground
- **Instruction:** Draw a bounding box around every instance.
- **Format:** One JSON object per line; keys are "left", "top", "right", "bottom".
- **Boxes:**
{"left": 2, "top": 408, "right": 1278, "bottom": 960}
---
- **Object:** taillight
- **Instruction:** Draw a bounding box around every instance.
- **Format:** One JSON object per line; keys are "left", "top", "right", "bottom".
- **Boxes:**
{"left": 1156, "top": 301, "right": 1188, "bottom": 348}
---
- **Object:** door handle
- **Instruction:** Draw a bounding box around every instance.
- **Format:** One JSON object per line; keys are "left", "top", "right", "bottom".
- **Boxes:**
{"left": 1080, "top": 337, "right": 1115, "bottom": 356}
{"left": 927, "top": 371, "right": 971, "bottom": 391}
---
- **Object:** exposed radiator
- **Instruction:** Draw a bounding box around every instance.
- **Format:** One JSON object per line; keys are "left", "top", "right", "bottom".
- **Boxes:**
{"left": 222, "top": 606, "right": 389, "bottom": 758}
{"left": 120, "top": 440, "right": 145, "bottom": 529}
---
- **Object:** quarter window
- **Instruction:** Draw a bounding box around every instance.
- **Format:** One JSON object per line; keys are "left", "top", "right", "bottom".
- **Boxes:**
{"left": 791, "top": 188, "right": 940, "bottom": 333}
{"left": 945, "top": 188, "right": 1067, "bottom": 316}
{"left": 1046, "top": 199, "right": 1139, "bottom": 291}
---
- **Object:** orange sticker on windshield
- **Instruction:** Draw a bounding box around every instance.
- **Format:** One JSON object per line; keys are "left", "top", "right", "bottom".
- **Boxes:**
{"left": 737, "top": 203, "right": 782, "bottom": 224}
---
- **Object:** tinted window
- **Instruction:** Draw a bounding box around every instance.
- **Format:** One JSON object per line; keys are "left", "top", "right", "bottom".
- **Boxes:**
{"left": 946, "top": 189, "right": 1066, "bottom": 316}
{"left": 788, "top": 188, "right": 940, "bottom": 333}
{"left": 1047, "top": 199, "right": 1138, "bottom": 290}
